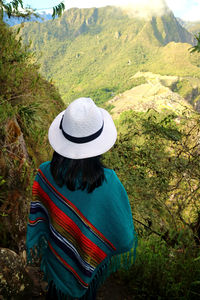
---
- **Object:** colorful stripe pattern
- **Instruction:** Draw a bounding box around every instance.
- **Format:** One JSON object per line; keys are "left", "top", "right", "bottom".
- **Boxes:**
{"left": 29, "top": 202, "right": 94, "bottom": 278}
{"left": 29, "top": 168, "right": 116, "bottom": 288}
{"left": 38, "top": 169, "right": 116, "bottom": 252}
{"left": 48, "top": 241, "right": 89, "bottom": 288}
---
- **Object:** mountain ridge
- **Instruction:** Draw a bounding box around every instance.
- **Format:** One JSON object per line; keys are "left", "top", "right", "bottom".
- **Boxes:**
{"left": 17, "top": 6, "right": 199, "bottom": 103}
{"left": 177, "top": 18, "right": 200, "bottom": 35}
{"left": 20, "top": 7, "right": 194, "bottom": 45}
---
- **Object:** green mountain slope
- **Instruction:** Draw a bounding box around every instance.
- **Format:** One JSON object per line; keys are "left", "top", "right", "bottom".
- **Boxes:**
{"left": 0, "top": 20, "right": 64, "bottom": 256}
{"left": 18, "top": 6, "right": 199, "bottom": 103}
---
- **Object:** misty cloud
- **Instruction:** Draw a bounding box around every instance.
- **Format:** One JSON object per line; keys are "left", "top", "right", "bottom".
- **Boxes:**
{"left": 118, "top": 0, "right": 170, "bottom": 19}
{"left": 63, "top": 0, "right": 199, "bottom": 21}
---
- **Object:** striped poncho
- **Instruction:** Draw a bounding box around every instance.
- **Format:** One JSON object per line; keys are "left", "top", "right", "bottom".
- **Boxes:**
{"left": 26, "top": 161, "right": 137, "bottom": 299}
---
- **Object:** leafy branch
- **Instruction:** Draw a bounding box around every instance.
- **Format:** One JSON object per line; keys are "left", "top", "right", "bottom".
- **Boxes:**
{"left": 0, "top": 0, "right": 65, "bottom": 19}
{"left": 189, "top": 32, "right": 200, "bottom": 53}
{"left": 0, "top": 0, "right": 34, "bottom": 19}
{"left": 52, "top": 2, "right": 65, "bottom": 19}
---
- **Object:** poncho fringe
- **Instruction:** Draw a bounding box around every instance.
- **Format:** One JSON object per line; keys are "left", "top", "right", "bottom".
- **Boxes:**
{"left": 27, "top": 234, "right": 137, "bottom": 299}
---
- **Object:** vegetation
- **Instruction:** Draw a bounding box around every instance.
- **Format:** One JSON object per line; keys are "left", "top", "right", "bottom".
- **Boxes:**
{"left": 17, "top": 6, "right": 199, "bottom": 104}
{"left": 0, "top": 19, "right": 64, "bottom": 251}
{"left": 0, "top": 0, "right": 65, "bottom": 19}
{"left": 103, "top": 108, "right": 200, "bottom": 298}
{"left": 1, "top": 5, "right": 200, "bottom": 299}
{"left": 0, "top": 0, "right": 34, "bottom": 19}
{"left": 104, "top": 109, "right": 200, "bottom": 243}
{"left": 190, "top": 32, "right": 200, "bottom": 53}
{"left": 171, "top": 78, "right": 200, "bottom": 109}
{"left": 120, "top": 238, "right": 200, "bottom": 299}
{"left": 177, "top": 19, "right": 200, "bottom": 54}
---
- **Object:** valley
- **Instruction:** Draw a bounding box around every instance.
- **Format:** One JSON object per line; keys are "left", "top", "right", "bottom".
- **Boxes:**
{"left": 17, "top": 6, "right": 200, "bottom": 110}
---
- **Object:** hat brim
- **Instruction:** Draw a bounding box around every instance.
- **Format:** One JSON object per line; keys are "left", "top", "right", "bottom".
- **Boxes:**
{"left": 48, "top": 108, "right": 117, "bottom": 159}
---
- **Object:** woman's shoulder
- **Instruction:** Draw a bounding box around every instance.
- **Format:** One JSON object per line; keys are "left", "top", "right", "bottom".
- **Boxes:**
{"left": 103, "top": 167, "right": 113, "bottom": 176}
{"left": 104, "top": 168, "right": 121, "bottom": 182}
{"left": 103, "top": 168, "right": 126, "bottom": 192}
{"left": 103, "top": 167, "right": 117, "bottom": 182}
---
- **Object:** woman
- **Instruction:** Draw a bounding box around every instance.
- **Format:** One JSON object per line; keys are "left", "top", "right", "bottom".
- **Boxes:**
{"left": 26, "top": 97, "right": 137, "bottom": 299}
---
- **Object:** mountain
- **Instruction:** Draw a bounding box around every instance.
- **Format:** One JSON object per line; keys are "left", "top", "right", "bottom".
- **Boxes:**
{"left": 177, "top": 18, "right": 200, "bottom": 35}
{"left": 4, "top": 11, "right": 52, "bottom": 26}
{"left": 18, "top": 6, "right": 199, "bottom": 104}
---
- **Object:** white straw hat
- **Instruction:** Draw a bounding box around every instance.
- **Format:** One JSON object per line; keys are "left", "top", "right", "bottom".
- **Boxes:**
{"left": 48, "top": 97, "right": 117, "bottom": 159}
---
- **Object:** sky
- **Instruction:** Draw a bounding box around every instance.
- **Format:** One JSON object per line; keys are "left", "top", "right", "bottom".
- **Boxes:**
{"left": 22, "top": 0, "right": 200, "bottom": 21}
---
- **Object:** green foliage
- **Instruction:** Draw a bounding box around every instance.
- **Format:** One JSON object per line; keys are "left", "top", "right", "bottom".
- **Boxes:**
{"left": 190, "top": 32, "right": 200, "bottom": 53}
{"left": 0, "top": 0, "right": 65, "bottom": 20}
{"left": 103, "top": 109, "right": 200, "bottom": 296}
{"left": 120, "top": 237, "right": 200, "bottom": 299}
{"left": 0, "top": 101, "right": 17, "bottom": 122}
{"left": 0, "top": 0, "right": 35, "bottom": 19}
{"left": 0, "top": 20, "right": 64, "bottom": 158}
{"left": 0, "top": 19, "right": 64, "bottom": 249}
{"left": 18, "top": 102, "right": 41, "bottom": 125}
{"left": 103, "top": 109, "right": 200, "bottom": 246}
{"left": 84, "top": 87, "right": 115, "bottom": 105}
{"left": 65, "top": 77, "right": 147, "bottom": 107}
{"left": 0, "top": 176, "right": 6, "bottom": 187}
{"left": 3, "top": 0, "right": 23, "bottom": 17}
{"left": 52, "top": 2, "right": 65, "bottom": 19}
{"left": 172, "top": 78, "right": 200, "bottom": 108}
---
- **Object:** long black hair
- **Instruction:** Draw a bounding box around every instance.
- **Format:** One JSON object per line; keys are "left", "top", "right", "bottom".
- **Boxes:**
{"left": 50, "top": 151, "right": 105, "bottom": 193}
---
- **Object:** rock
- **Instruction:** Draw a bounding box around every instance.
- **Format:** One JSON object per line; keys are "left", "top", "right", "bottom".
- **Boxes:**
{"left": 0, "top": 248, "right": 33, "bottom": 299}
{"left": 0, "top": 117, "right": 31, "bottom": 252}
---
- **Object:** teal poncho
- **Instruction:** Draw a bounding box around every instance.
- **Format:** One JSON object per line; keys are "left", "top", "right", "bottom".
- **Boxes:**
{"left": 26, "top": 161, "right": 137, "bottom": 299}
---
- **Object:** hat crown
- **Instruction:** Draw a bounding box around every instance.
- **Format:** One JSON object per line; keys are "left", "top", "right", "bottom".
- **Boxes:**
{"left": 62, "top": 98, "right": 103, "bottom": 138}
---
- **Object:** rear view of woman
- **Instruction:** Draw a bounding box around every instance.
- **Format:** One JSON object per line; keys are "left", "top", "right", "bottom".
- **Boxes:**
{"left": 26, "top": 97, "right": 137, "bottom": 299}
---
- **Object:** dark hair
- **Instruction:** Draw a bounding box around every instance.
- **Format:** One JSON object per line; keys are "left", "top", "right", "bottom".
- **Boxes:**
{"left": 50, "top": 151, "right": 105, "bottom": 193}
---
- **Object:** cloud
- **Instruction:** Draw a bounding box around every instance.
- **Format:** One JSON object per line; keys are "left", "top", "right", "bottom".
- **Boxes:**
{"left": 166, "top": 0, "right": 189, "bottom": 12}
{"left": 119, "top": 0, "right": 170, "bottom": 19}
{"left": 181, "top": 1, "right": 200, "bottom": 21}
{"left": 64, "top": 0, "right": 170, "bottom": 18}
{"left": 163, "top": 0, "right": 200, "bottom": 21}
{"left": 63, "top": 0, "right": 200, "bottom": 21}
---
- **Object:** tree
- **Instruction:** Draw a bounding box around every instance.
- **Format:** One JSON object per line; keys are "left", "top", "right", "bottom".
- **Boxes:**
{"left": 0, "top": 0, "right": 65, "bottom": 20}
{"left": 103, "top": 109, "right": 200, "bottom": 247}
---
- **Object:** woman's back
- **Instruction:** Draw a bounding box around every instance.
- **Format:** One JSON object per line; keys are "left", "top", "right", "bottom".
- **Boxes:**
{"left": 26, "top": 98, "right": 137, "bottom": 299}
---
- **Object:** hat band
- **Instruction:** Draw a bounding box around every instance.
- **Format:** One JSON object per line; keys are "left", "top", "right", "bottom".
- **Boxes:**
{"left": 59, "top": 115, "right": 104, "bottom": 144}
